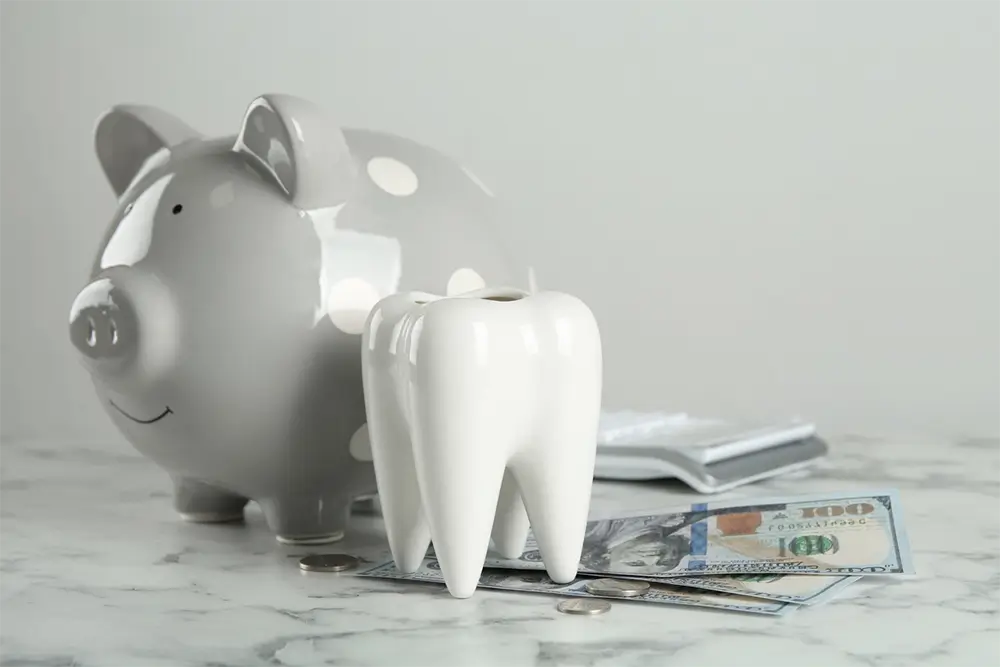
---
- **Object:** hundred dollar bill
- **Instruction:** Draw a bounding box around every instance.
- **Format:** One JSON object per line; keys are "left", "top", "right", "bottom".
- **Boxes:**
{"left": 664, "top": 573, "right": 861, "bottom": 605}
{"left": 483, "top": 489, "right": 914, "bottom": 578}
{"left": 357, "top": 558, "right": 797, "bottom": 616}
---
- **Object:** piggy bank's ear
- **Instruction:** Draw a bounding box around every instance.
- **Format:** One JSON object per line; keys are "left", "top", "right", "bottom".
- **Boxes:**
{"left": 233, "top": 94, "right": 357, "bottom": 210}
{"left": 95, "top": 105, "right": 202, "bottom": 197}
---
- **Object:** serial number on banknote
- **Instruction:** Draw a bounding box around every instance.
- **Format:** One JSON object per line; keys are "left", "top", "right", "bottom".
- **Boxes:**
{"left": 768, "top": 519, "right": 868, "bottom": 531}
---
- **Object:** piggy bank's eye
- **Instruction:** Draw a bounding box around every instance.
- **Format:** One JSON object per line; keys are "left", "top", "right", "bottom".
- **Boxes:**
{"left": 123, "top": 202, "right": 134, "bottom": 216}
{"left": 172, "top": 204, "right": 183, "bottom": 215}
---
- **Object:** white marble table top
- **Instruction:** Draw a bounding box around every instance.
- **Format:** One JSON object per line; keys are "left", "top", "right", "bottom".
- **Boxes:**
{"left": 1, "top": 434, "right": 997, "bottom": 667}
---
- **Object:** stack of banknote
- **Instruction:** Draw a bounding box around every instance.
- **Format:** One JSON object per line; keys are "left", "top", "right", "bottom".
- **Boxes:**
{"left": 356, "top": 490, "right": 915, "bottom": 615}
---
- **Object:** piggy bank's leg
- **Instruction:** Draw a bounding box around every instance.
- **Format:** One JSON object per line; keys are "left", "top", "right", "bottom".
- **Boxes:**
{"left": 352, "top": 495, "right": 382, "bottom": 516}
{"left": 258, "top": 494, "right": 353, "bottom": 545}
{"left": 173, "top": 477, "right": 249, "bottom": 523}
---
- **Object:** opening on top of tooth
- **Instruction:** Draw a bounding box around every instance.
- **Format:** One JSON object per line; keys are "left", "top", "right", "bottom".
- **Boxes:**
{"left": 482, "top": 295, "right": 523, "bottom": 302}
{"left": 468, "top": 286, "right": 528, "bottom": 302}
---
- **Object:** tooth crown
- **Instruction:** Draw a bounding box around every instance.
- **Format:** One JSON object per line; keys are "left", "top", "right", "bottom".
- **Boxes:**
{"left": 362, "top": 287, "right": 602, "bottom": 599}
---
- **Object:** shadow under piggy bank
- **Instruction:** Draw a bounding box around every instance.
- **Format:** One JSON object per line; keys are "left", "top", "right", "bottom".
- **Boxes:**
{"left": 68, "top": 93, "right": 530, "bottom": 544}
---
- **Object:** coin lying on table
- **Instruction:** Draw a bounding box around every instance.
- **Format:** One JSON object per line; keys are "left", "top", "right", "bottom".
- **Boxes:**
{"left": 556, "top": 599, "right": 612, "bottom": 615}
{"left": 584, "top": 578, "right": 650, "bottom": 598}
{"left": 298, "top": 554, "right": 359, "bottom": 572}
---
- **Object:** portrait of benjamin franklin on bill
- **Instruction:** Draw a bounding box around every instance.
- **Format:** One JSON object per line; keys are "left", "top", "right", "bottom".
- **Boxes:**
{"left": 577, "top": 515, "right": 693, "bottom": 574}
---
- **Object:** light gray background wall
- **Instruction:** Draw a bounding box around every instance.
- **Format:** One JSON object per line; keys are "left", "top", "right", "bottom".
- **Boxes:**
{"left": 1, "top": 0, "right": 997, "bottom": 443}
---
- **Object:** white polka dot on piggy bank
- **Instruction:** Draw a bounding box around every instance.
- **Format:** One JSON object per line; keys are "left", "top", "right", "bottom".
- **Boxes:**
{"left": 366, "top": 156, "right": 419, "bottom": 196}
{"left": 70, "top": 93, "right": 531, "bottom": 547}
{"left": 447, "top": 267, "right": 486, "bottom": 296}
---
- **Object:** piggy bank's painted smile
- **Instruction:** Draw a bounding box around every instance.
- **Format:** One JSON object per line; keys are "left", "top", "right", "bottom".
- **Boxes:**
{"left": 109, "top": 400, "right": 172, "bottom": 424}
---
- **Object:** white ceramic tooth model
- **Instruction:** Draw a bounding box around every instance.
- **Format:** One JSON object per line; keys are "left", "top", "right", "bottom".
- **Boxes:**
{"left": 361, "top": 286, "right": 602, "bottom": 599}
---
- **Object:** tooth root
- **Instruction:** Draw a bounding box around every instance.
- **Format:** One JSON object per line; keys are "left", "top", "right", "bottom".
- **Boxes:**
{"left": 368, "top": 416, "right": 430, "bottom": 572}
{"left": 511, "top": 421, "right": 598, "bottom": 584}
{"left": 362, "top": 301, "right": 431, "bottom": 573}
{"left": 411, "top": 415, "right": 507, "bottom": 599}
{"left": 363, "top": 392, "right": 430, "bottom": 573}
{"left": 508, "top": 293, "right": 602, "bottom": 585}
{"left": 490, "top": 469, "right": 530, "bottom": 559}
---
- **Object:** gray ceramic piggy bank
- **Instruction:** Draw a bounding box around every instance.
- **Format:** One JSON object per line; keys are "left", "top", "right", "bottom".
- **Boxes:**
{"left": 69, "top": 93, "right": 528, "bottom": 544}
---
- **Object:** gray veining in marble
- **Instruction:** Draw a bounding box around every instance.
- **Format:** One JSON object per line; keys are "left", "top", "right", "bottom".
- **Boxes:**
{"left": 1, "top": 434, "right": 998, "bottom": 666}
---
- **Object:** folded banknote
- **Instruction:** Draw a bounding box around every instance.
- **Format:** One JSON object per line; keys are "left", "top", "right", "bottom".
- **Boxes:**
{"left": 661, "top": 573, "right": 860, "bottom": 604}
{"left": 482, "top": 489, "right": 914, "bottom": 578}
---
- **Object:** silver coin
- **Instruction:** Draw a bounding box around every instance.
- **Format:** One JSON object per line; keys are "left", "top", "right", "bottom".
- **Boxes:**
{"left": 298, "top": 553, "right": 359, "bottom": 573}
{"left": 556, "top": 598, "right": 612, "bottom": 615}
{"left": 583, "top": 578, "right": 650, "bottom": 598}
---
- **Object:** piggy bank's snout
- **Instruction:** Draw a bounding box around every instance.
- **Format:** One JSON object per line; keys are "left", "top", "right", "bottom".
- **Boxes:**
{"left": 69, "top": 272, "right": 176, "bottom": 384}
{"left": 70, "top": 278, "right": 138, "bottom": 365}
